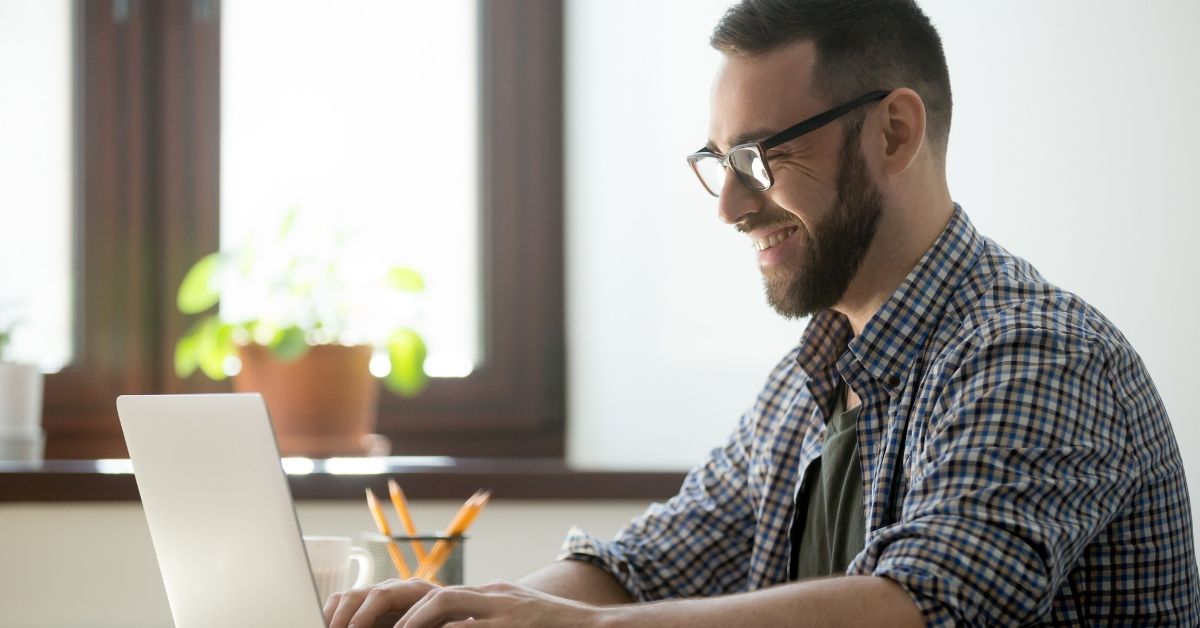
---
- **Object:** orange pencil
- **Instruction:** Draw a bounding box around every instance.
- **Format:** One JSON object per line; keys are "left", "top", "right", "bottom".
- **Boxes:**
{"left": 388, "top": 479, "right": 428, "bottom": 564}
{"left": 365, "top": 488, "right": 413, "bottom": 579}
{"left": 415, "top": 490, "right": 491, "bottom": 580}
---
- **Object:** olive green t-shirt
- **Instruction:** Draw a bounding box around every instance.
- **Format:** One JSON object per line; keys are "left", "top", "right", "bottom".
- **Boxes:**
{"left": 789, "top": 384, "right": 866, "bottom": 580}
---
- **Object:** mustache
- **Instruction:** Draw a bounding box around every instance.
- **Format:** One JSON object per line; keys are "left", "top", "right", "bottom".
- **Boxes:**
{"left": 735, "top": 206, "right": 805, "bottom": 234}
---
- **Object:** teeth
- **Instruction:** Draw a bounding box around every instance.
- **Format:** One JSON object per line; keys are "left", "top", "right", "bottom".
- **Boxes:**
{"left": 753, "top": 227, "right": 796, "bottom": 251}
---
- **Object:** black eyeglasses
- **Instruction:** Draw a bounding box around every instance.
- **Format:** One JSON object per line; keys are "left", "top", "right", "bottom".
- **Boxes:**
{"left": 686, "top": 90, "right": 889, "bottom": 197}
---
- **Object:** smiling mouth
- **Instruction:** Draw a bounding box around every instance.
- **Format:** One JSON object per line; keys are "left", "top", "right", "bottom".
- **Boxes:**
{"left": 752, "top": 226, "right": 799, "bottom": 251}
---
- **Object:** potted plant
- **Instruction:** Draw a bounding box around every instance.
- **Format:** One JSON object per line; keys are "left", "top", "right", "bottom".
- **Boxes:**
{"left": 0, "top": 313, "right": 45, "bottom": 462}
{"left": 174, "top": 209, "right": 429, "bottom": 457}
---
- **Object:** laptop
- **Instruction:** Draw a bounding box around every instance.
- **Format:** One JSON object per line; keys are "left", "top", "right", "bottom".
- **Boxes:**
{"left": 117, "top": 393, "right": 327, "bottom": 628}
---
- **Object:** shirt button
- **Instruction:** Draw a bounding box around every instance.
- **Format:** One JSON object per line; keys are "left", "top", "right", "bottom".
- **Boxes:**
{"left": 886, "top": 374, "right": 901, "bottom": 387}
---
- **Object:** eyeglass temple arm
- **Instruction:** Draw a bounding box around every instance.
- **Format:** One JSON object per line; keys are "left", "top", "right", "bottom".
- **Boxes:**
{"left": 761, "top": 90, "right": 890, "bottom": 150}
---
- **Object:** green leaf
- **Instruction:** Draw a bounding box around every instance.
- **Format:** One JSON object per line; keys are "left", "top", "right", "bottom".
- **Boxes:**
{"left": 195, "top": 317, "right": 232, "bottom": 381}
{"left": 247, "top": 321, "right": 282, "bottom": 347}
{"left": 385, "top": 267, "right": 425, "bottom": 292}
{"left": 278, "top": 207, "right": 299, "bottom": 240}
{"left": 270, "top": 326, "right": 310, "bottom": 361}
{"left": 174, "top": 318, "right": 207, "bottom": 378}
{"left": 385, "top": 329, "right": 428, "bottom": 397}
{"left": 177, "top": 253, "right": 222, "bottom": 314}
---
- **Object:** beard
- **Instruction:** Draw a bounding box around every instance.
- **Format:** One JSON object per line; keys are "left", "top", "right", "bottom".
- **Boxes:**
{"left": 756, "top": 123, "right": 884, "bottom": 319}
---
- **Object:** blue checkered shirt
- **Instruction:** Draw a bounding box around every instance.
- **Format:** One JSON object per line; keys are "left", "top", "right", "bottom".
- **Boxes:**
{"left": 561, "top": 205, "right": 1199, "bottom": 625}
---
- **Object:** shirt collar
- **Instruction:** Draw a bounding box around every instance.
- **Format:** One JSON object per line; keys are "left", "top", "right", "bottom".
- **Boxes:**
{"left": 796, "top": 204, "right": 983, "bottom": 392}
{"left": 796, "top": 308, "right": 853, "bottom": 380}
{"left": 848, "top": 203, "right": 982, "bottom": 389}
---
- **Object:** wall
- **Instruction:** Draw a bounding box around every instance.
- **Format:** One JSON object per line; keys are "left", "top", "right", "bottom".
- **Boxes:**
{"left": 564, "top": 0, "right": 1200, "bottom": 540}
{"left": 564, "top": 0, "right": 798, "bottom": 471}
{"left": 0, "top": 500, "right": 649, "bottom": 628}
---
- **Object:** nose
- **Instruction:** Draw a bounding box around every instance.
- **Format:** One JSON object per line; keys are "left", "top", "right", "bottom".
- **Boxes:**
{"left": 716, "top": 172, "right": 764, "bottom": 226}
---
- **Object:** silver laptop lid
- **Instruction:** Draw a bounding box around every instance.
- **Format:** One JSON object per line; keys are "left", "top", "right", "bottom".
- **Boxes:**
{"left": 117, "top": 393, "right": 325, "bottom": 628}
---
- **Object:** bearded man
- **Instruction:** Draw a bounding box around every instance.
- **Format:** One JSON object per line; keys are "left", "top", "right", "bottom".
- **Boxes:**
{"left": 327, "top": 1, "right": 1199, "bottom": 625}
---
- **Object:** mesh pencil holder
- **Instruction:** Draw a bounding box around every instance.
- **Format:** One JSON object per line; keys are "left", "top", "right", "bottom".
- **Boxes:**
{"left": 362, "top": 533, "right": 466, "bottom": 586}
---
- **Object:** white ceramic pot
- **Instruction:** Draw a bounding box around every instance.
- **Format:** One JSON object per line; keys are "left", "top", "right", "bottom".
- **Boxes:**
{"left": 0, "top": 362, "right": 44, "bottom": 461}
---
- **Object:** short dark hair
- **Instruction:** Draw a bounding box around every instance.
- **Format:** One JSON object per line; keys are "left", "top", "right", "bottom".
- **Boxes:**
{"left": 711, "top": 0, "right": 952, "bottom": 156}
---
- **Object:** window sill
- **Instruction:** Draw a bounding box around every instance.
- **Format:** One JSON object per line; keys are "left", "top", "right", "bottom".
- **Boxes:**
{"left": 0, "top": 457, "right": 687, "bottom": 502}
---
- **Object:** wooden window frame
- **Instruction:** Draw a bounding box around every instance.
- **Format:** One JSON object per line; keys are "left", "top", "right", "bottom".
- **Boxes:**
{"left": 43, "top": 0, "right": 566, "bottom": 459}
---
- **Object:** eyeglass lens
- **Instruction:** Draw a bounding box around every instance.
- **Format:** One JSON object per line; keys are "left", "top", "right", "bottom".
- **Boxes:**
{"left": 691, "top": 146, "right": 771, "bottom": 197}
{"left": 730, "top": 147, "right": 770, "bottom": 191}
{"left": 691, "top": 155, "right": 727, "bottom": 196}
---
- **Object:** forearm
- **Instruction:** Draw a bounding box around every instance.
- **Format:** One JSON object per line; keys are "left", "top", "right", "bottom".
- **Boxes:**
{"left": 597, "top": 576, "right": 924, "bottom": 628}
{"left": 518, "top": 559, "right": 636, "bottom": 606}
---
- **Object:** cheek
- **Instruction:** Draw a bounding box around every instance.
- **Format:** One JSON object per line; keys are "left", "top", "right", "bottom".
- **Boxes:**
{"left": 766, "top": 178, "right": 831, "bottom": 229}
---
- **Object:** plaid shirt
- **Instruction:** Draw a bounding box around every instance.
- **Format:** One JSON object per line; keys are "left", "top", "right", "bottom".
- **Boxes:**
{"left": 561, "top": 205, "right": 1199, "bottom": 625}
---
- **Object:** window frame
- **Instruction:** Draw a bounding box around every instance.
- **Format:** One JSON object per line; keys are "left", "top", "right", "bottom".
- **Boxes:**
{"left": 43, "top": 0, "right": 566, "bottom": 459}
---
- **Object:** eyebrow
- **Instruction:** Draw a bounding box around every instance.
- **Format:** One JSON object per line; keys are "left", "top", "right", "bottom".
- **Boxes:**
{"left": 705, "top": 127, "right": 777, "bottom": 154}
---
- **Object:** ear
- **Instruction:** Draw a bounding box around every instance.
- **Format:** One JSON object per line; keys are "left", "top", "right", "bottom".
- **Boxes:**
{"left": 869, "top": 88, "right": 926, "bottom": 176}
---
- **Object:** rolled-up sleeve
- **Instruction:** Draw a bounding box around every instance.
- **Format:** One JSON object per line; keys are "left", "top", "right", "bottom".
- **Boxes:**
{"left": 558, "top": 408, "right": 760, "bottom": 601}
{"left": 849, "top": 326, "right": 1136, "bottom": 626}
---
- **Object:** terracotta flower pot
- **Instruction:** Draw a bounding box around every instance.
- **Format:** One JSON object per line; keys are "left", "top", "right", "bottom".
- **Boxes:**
{"left": 233, "top": 343, "right": 381, "bottom": 457}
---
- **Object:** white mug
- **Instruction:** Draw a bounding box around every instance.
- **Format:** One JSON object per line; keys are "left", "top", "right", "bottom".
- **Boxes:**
{"left": 303, "top": 535, "right": 373, "bottom": 604}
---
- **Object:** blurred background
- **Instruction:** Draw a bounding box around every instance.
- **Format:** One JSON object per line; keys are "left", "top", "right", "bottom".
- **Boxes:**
{"left": 1, "top": 1, "right": 1198, "bottom": 625}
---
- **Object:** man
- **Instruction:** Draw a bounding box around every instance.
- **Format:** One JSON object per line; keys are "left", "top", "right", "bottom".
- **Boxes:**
{"left": 328, "top": 0, "right": 1200, "bottom": 625}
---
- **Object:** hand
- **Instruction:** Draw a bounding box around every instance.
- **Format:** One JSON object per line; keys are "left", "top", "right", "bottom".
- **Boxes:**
{"left": 395, "top": 580, "right": 603, "bottom": 628}
{"left": 325, "top": 578, "right": 439, "bottom": 628}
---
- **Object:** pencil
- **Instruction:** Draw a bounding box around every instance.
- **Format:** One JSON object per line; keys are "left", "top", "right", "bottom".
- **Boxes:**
{"left": 412, "top": 489, "right": 486, "bottom": 580}
{"left": 365, "top": 488, "right": 413, "bottom": 579}
{"left": 414, "top": 490, "right": 491, "bottom": 580}
{"left": 387, "top": 478, "right": 429, "bottom": 564}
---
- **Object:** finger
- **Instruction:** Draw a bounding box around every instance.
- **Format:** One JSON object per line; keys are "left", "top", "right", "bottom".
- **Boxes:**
{"left": 349, "top": 579, "right": 438, "bottom": 628}
{"left": 394, "top": 587, "right": 440, "bottom": 627}
{"left": 396, "top": 589, "right": 500, "bottom": 628}
{"left": 349, "top": 587, "right": 408, "bottom": 628}
{"left": 328, "top": 587, "right": 371, "bottom": 628}
{"left": 322, "top": 591, "right": 343, "bottom": 625}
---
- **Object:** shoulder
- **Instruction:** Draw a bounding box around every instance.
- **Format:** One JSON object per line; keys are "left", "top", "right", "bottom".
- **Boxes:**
{"left": 935, "top": 235, "right": 1132, "bottom": 369}
{"left": 916, "top": 236, "right": 1159, "bottom": 443}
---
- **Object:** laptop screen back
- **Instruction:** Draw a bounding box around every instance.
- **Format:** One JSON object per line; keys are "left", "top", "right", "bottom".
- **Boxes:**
{"left": 117, "top": 393, "right": 325, "bottom": 628}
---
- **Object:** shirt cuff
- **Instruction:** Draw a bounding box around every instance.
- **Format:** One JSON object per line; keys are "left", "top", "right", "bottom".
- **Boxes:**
{"left": 867, "top": 561, "right": 959, "bottom": 628}
{"left": 557, "top": 525, "right": 645, "bottom": 601}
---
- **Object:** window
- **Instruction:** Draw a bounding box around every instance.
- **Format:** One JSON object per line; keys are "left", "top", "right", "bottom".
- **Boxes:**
{"left": 221, "top": 0, "right": 481, "bottom": 377}
{"left": 0, "top": 0, "right": 74, "bottom": 373}
{"left": 39, "top": 0, "right": 564, "bottom": 459}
